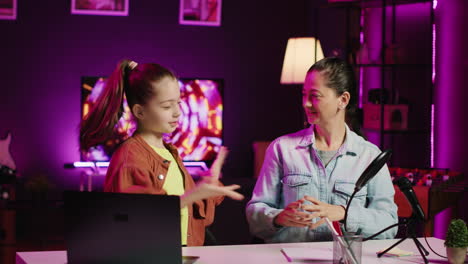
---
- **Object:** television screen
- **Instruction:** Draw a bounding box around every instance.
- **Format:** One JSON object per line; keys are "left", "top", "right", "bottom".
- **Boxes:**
{"left": 81, "top": 77, "right": 223, "bottom": 162}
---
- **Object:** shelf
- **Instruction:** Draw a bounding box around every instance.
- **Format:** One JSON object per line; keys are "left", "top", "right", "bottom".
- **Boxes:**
{"left": 353, "top": 63, "right": 432, "bottom": 68}
{"left": 323, "top": 0, "right": 433, "bottom": 167}
{"left": 326, "top": 0, "right": 432, "bottom": 8}
{"left": 362, "top": 128, "right": 431, "bottom": 134}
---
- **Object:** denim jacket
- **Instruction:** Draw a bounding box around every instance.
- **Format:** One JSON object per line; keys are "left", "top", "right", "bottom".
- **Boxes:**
{"left": 246, "top": 125, "right": 398, "bottom": 243}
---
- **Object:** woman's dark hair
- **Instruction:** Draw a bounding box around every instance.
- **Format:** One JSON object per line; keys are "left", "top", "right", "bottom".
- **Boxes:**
{"left": 79, "top": 59, "right": 177, "bottom": 151}
{"left": 307, "top": 57, "right": 363, "bottom": 136}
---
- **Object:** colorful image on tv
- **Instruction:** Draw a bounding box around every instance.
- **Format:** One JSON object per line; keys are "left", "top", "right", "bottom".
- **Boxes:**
{"left": 81, "top": 77, "right": 223, "bottom": 162}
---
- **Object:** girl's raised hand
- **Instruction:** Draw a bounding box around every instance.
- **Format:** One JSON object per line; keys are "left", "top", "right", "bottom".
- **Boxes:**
{"left": 181, "top": 183, "right": 244, "bottom": 208}
{"left": 201, "top": 146, "right": 229, "bottom": 184}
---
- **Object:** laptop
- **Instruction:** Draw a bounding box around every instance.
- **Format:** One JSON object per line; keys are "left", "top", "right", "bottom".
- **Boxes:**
{"left": 64, "top": 191, "right": 191, "bottom": 264}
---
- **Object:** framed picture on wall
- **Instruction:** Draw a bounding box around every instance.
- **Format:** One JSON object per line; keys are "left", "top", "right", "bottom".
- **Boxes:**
{"left": 0, "top": 0, "right": 17, "bottom": 20}
{"left": 179, "top": 0, "right": 222, "bottom": 26}
{"left": 71, "top": 0, "right": 129, "bottom": 16}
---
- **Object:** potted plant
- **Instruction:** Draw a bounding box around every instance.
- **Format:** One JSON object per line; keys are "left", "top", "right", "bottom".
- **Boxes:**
{"left": 445, "top": 219, "right": 468, "bottom": 264}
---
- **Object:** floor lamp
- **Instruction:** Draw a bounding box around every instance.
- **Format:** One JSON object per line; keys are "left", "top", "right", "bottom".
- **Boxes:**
{"left": 280, "top": 37, "right": 324, "bottom": 127}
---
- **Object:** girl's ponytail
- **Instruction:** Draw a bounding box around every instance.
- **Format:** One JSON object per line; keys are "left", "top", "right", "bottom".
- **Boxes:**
{"left": 79, "top": 60, "right": 133, "bottom": 151}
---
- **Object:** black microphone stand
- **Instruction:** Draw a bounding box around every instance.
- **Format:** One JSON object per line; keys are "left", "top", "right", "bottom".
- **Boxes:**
{"left": 364, "top": 214, "right": 430, "bottom": 264}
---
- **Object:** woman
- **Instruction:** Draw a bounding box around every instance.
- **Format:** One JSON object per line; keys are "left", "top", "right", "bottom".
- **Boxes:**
{"left": 246, "top": 57, "right": 397, "bottom": 243}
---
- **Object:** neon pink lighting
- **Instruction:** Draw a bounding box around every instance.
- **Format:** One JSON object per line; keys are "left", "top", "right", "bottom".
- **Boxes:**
{"left": 431, "top": 2, "right": 436, "bottom": 167}
{"left": 73, "top": 161, "right": 109, "bottom": 168}
{"left": 432, "top": 25, "right": 436, "bottom": 83}
{"left": 183, "top": 161, "right": 208, "bottom": 171}
{"left": 358, "top": 8, "right": 365, "bottom": 108}
{"left": 431, "top": 104, "right": 435, "bottom": 167}
{"left": 359, "top": 68, "right": 363, "bottom": 109}
{"left": 359, "top": 11, "right": 364, "bottom": 44}
{"left": 72, "top": 161, "right": 206, "bottom": 170}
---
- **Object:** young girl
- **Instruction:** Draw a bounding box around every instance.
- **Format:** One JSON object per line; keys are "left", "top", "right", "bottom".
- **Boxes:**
{"left": 80, "top": 60, "right": 243, "bottom": 246}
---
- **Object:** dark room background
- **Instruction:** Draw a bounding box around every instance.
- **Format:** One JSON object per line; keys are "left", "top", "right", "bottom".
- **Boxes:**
{"left": 1, "top": 1, "right": 315, "bottom": 190}
{"left": 1, "top": 0, "right": 467, "bottom": 247}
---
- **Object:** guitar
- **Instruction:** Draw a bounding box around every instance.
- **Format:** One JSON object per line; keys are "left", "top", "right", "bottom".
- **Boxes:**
{"left": 0, "top": 132, "right": 17, "bottom": 184}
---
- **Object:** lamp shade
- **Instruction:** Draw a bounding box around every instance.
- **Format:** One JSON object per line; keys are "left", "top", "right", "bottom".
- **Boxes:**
{"left": 280, "top": 37, "right": 324, "bottom": 84}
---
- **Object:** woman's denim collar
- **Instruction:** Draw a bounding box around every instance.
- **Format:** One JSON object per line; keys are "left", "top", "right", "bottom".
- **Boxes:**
{"left": 297, "top": 124, "right": 357, "bottom": 157}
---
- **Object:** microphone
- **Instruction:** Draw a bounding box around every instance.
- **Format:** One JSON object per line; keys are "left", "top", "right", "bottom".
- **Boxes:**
{"left": 344, "top": 149, "right": 392, "bottom": 231}
{"left": 394, "top": 177, "right": 425, "bottom": 221}
{"left": 354, "top": 149, "right": 393, "bottom": 192}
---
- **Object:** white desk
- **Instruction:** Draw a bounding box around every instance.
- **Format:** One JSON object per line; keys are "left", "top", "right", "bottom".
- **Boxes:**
{"left": 16, "top": 237, "right": 449, "bottom": 264}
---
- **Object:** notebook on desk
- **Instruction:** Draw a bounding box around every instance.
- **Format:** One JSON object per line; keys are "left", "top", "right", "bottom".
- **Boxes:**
{"left": 64, "top": 191, "right": 197, "bottom": 264}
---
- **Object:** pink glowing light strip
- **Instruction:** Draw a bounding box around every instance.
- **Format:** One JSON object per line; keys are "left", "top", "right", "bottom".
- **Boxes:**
{"left": 183, "top": 161, "right": 209, "bottom": 171}
{"left": 431, "top": 104, "right": 435, "bottom": 167}
{"left": 72, "top": 161, "right": 207, "bottom": 170}
{"left": 431, "top": 0, "right": 437, "bottom": 167}
{"left": 73, "top": 162, "right": 109, "bottom": 168}
{"left": 432, "top": 17, "right": 436, "bottom": 82}
{"left": 358, "top": 8, "right": 365, "bottom": 108}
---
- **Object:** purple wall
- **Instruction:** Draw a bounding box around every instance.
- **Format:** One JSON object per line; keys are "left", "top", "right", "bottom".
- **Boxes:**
{"left": 0, "top": 1, "right": 309, "bottom": 191}
{"left": 435, "top": 0, "right": 468, "bottom": 174}
{"left": 434, "top": 0, "right": 468, "bottom": 230}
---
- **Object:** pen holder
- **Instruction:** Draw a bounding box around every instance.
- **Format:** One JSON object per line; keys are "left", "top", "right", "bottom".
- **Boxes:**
{"left": 333, "top": 233, "right": 363, "bottom": 264}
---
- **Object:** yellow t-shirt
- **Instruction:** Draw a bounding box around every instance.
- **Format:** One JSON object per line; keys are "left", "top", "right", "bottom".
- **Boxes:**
{"left": 151, "top": 146, "right": 189, "bottom": 246}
